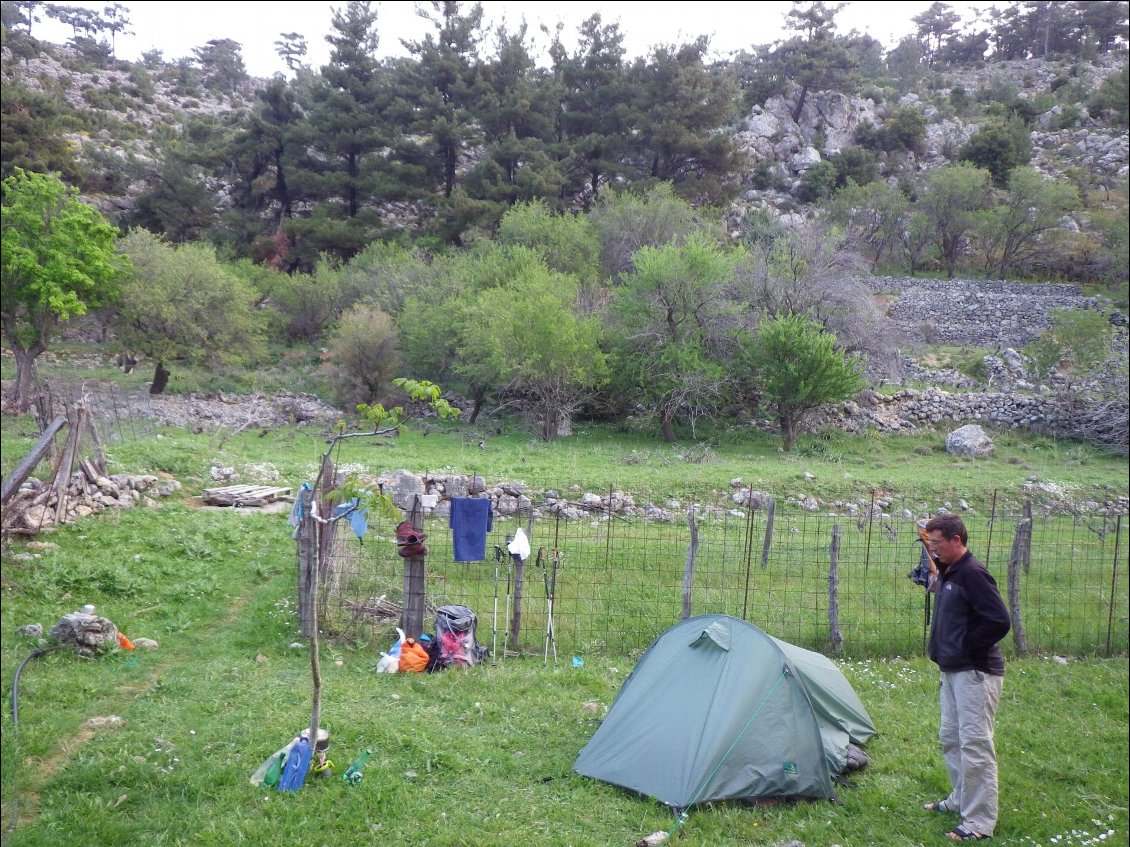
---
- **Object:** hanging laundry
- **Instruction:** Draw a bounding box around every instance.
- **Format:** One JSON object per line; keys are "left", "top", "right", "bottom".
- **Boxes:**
{"left": 449, "top": 498, "right": 493, "bottom": 561}
{"left": 331, "top": 497, "right": 369, "bottom": 540}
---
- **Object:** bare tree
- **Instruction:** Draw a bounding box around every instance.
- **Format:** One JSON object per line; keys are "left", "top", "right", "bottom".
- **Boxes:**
{"left": 730, "top": 219, "right": 906, "bottom": 381}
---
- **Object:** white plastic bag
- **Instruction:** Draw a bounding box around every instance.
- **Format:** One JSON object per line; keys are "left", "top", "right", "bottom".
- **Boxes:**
{"left": 375, "top": 627, "right": 405, "bottom": 673}
{"left": 507, "top": 527, "right": 531, "bottom": 561}
{"left": 375, "top": 652, "right": 399, "bottom": 673}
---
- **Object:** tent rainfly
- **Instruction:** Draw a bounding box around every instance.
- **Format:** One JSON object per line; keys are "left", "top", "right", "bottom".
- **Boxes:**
{"left": 573, "top": 615, "right": 877, "bottom": 811}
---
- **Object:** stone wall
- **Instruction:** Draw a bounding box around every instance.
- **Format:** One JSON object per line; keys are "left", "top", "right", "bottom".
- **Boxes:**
{"left": 873, "top": 277, "right": 1107, "bottom": 348}
{"left": 815, "top": 385, "right": 1127, "bottom": 455}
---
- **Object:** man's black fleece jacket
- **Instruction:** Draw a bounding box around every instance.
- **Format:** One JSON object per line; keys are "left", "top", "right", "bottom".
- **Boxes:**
{"left": 928, "top": 550, "right": 1011, "bottom": 676}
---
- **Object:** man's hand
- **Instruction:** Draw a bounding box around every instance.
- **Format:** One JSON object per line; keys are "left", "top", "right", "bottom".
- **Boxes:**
{"left": 917, "top": 522, "right": 941, "bottom": 592}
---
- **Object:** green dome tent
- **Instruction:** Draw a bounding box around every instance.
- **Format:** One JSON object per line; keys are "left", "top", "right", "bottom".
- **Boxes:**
{"left": 573, "top": 615, "right": 877, "bottom": 811}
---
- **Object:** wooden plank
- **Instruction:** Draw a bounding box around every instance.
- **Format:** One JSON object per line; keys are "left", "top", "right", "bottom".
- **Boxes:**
{"left": 203, "top": 484, "right": 258, "bottom": 495}
{"left": 85, "top": 411, "right": 107, "bottom": 477}
{"left": 54, "top": 405, "right": 86, "bottom": 524}
{"left": 202, "top": 485, "right": 291, "bottom": 498}
{"left": 201, "top": 485, "right": 292, "bottom": 506}
{"left": 79, "top": 458, "right": 100, "bottom": 483}
{"left": 1, "top": 414, "right": 66, "bottom": 507}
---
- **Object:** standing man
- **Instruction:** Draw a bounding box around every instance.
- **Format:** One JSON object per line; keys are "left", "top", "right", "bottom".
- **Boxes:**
{"left": 921, "top": 513, "right": 1011, "bottom": 842}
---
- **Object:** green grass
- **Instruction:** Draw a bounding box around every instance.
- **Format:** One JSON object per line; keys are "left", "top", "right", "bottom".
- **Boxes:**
{"left": 10, "top": 412, "right": 1122, "bottom": 512}
{"left": 2, "top": 360, "right": 1127, "bottom": 845}
{"left": 2, "top": 515, "right": 1126, "bottom": 846}
{"left": 0, "top": 341, "right": 328, "bottom": 397}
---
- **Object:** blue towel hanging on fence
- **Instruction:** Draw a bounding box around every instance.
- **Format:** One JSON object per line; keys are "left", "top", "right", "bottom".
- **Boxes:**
{"left": 450, "top": 498, "right": 493, "bottom": 562}
{"left": 331, "top": 497, "right": 369, "bottom": 540}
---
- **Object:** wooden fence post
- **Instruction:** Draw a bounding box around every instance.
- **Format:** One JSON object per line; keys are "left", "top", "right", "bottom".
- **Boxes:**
{"left": 0, "top": 414, "right": 66, "bottom": 507}
{"left": 401, "top": 496, "right": 427, "bottom": 638}
{"left": 297, "top": 484, "right": 317, "bottom": 639}
{"left": 681, "top": 505, "right": 700, "bottom": 620}
{"left": 760, "top": 497, "right": 775, "bottom": 570}
{"left": 1107, "top": 514, "right": 1123, "bottom": 658}
{"left": 1007, "top": 505, "right": 1031, "bottom": 655}
{"left": 828, "top": 523, "right": 843, "bottom": 654}
{"left": 52, "top": 404, "right": 86, "bottom": 524}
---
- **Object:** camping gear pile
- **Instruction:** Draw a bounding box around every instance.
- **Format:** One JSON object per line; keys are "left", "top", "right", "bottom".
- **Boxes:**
{"left": 253, "top": 734, "right": 377, "bottom": 790}
{"left": 574, "top": 615, "right": 877, "bottom": 816}
{"left": 256, "top": 606, "right": 488, "bottom": 793}
{"left": 375, "top": 605, "right": 487, "bottom": 674}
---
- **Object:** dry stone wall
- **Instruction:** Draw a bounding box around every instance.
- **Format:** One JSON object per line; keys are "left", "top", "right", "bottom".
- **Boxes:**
{"left": 874, "top": 277, "right": 1106, "bottom": 348}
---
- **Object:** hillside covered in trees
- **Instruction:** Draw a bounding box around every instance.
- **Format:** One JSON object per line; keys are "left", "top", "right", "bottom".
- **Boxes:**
{"left": 2, "top": 1, "right": 1128, "bottom": 452}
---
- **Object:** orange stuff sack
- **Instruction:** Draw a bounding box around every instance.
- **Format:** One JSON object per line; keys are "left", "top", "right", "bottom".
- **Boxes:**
{"left": 398, "top": 638, "right": 429, "bottom": 673}
{"left": 118, "top": 631, "right": 135, "bottom": 650}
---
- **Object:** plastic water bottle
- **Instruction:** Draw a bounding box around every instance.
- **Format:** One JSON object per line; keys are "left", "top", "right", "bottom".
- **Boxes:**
{"left": 277, "top": 736, "right": 312, "bottom": 792}
{"left": 260, "top": 749, "right": 286, "bottom": 788}
{"left": 342, "top": 748, "right": 373, "bottom": 785}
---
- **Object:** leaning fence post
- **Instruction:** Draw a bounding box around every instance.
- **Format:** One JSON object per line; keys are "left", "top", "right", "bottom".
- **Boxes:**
{"left": 1007, "top": 507, "right": 1031, "bottom": 656}
{"left": 52, "top": 403, "right": 86, "bottom": 525}
{"left": 864, "top": 488, "right": 875, "bottom": 573}
{"left": 760, "top": 497, "right": 775, "bottom": 570}
{"left": 1107, "top": 514, "right": 1123, "bottom": 658}
{"left": 1021, "top": 500, "right": 1032, "bottom": 574}
{"left": 985, "top": 489, "right": 998, "bottom": 564}
{"left": 0, "top": 414, "right": 65, "bottom": 508}
{"left": 828, "top": 523, "right": 843, "bottom": 655}
{"left": 741, "top": 487, "right": 756, "bottom": 620}
{"left": 681, "top": 505, "right": 700, "bottom": 620}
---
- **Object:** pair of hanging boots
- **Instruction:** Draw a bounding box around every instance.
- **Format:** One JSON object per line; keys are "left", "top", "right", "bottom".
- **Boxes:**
{"left": 395, "top": 521, "right": 428, "bottom": 557}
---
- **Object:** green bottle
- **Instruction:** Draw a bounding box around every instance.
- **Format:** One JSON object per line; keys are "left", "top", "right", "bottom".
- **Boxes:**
{"left": 342, "top": 748, "right": 373, "bottom": 784}
{"left": 261, "top": 750, "right": 286, "bottom": 788}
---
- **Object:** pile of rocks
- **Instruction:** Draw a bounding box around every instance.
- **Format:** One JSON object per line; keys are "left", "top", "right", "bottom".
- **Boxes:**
{"left": 5, "top": 471, "right": 181, "bottom": 535}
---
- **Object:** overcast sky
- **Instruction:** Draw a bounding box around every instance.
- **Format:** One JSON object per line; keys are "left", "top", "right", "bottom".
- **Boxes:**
{"left": 35, "top": 1, "right": 1004, "bottom": 77}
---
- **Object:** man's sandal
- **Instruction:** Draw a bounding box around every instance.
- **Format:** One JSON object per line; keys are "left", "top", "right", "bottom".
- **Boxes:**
{"left": 946, "top": 824, "right": 990, "bottom": 841}
{"left": 924, "top": 799, "right": 956, "bottom": 813}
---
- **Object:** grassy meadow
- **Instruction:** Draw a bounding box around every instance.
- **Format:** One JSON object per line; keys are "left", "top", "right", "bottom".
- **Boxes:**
{"left": 0, "top": 502, "right": 1125, "bottom": 846}
{"left": 2, "top": 351, "right": 1128, "bottom": 846}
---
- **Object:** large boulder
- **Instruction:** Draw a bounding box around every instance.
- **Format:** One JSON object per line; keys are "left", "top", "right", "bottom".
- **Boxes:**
{"left": 50, "top": 612, "right": 119, "bottom": 657}
{"left": 388, "top": 469, "right": 425, "bottom": 509}
{"left": 945, "top": 424, "right": 995, "bottom": 458}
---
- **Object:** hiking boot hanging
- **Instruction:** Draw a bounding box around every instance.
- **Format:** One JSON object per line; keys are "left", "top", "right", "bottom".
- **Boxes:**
{"left": 395, "top": 520, "right": 428, "bottom": 558}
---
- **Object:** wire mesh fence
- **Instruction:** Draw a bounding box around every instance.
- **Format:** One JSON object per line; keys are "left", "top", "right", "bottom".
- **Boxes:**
{"left": 21, "top": 383, "right": 1123, "bottom": 660}
{"left": 316, "top": 488, "right": 1128, "bottom": 661}
{"left": 36, "top": 378, "right": 162, "bottom": 444}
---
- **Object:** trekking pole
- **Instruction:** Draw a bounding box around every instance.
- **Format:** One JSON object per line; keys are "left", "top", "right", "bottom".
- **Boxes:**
{"left": 492, "top": 545, "right": 504, "bottom": 665}
{"left": 538, "top": 547, "right": 551, "bottom": 665}
{"left": 503, "top": 536, "right": 513, "bottom": 660}
{"left": 540, "top": 547, "right": 559, "bottom": 665}
{"left": 549, "top": 548, "right": 559, "bottom": 664}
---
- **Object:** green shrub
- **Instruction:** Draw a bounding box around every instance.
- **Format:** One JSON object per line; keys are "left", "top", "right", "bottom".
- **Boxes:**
{"left": 797, "top": 160, "right": 838, "bottom": 201}
{"left": 958, "top": 114, "right": 1032, "bottom": 187}
{"left": 828, "top": 145, "right": 878, "bottom": 188}
{"left": 1091, "top": 63, "right": 1129, "bottom": 127}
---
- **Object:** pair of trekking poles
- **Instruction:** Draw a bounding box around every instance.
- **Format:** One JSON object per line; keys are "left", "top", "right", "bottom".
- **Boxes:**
{"left": 491, "top": 542, "right": 560, "bottom": 665}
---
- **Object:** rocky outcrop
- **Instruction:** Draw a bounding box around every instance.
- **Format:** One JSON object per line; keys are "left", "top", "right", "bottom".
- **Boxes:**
{"left": 732, "top": 55, "right": 1128, "bottom": 218}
